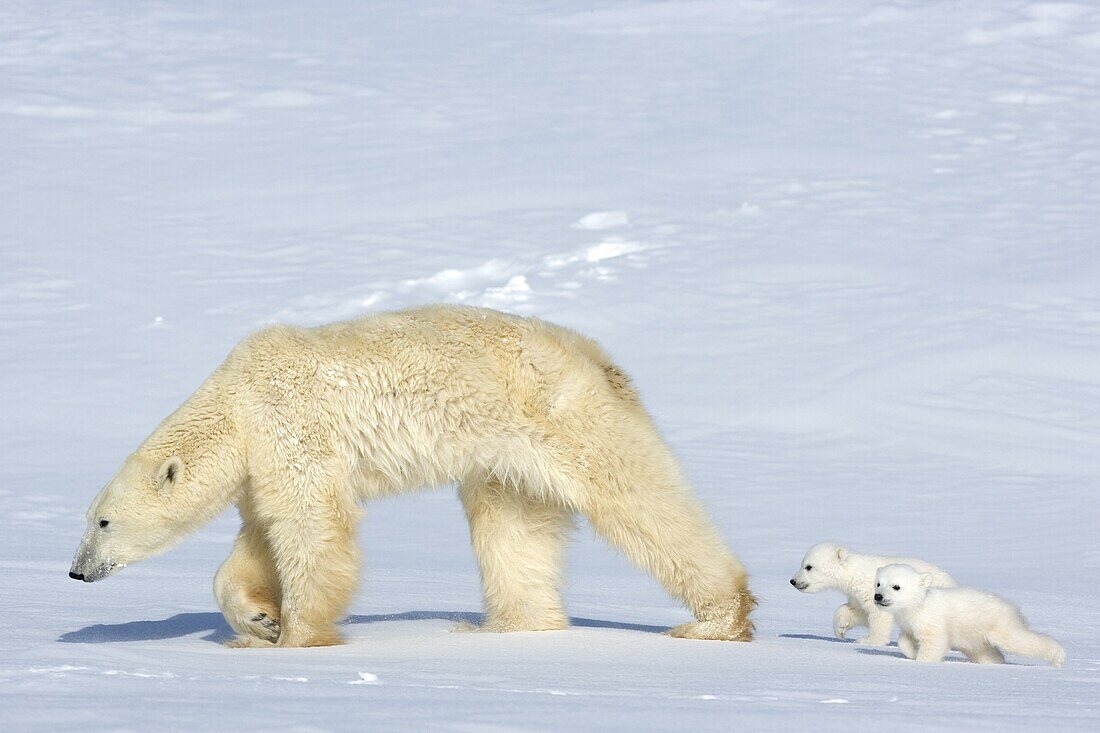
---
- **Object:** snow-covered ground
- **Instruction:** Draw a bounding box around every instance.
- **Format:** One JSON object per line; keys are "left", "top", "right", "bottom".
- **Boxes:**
{"left": 2, "top": 1, "right": 1099, "bottom": 730}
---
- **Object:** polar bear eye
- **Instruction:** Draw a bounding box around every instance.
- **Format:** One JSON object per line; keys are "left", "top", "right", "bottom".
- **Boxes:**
{"left": 99, "top": 519, "right": 110, "bottom": 528}
{"left": 892, "top": 585, "right": 900, "bottom": 591}
{"left": 804, "top": 565, "right": 812, "bottom": 571}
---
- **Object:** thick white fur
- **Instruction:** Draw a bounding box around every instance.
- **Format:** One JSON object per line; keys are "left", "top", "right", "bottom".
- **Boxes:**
{"left": 875, "top": 564, "right": 1065, "bottom": 667}
{"left": 70, "top": 305, "right": 755, "bottom": 647}
{"left": 790, "top": 542, "right": 955, "bottom": 646}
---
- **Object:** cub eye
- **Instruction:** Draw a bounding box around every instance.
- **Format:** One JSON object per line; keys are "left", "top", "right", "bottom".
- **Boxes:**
{"left": 99, "top": 519, "right": 110, "bottom": 528}
{"left": 804, "top": 565, "right": 812, "bottom": 571}
{"left": 876, "top": 582, "right": 880, "bottom": 587}
{"left": 892, "top": 585, "right": 900, "bottom": 591}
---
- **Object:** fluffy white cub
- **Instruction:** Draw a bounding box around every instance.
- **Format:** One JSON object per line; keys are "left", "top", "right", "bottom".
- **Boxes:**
{"left": 874, "top": 564, "right": 1065, "bottom": 667}
{"left": 790, "top": 542, "right": 955, "bottom": 646}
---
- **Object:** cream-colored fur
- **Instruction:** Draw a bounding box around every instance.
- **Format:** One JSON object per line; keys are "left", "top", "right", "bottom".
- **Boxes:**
{"left": 875, "top": 564, "right": 1065, "bottom": 667}
{"left": 70, "top": 305, "right": 755, "bottom": 647}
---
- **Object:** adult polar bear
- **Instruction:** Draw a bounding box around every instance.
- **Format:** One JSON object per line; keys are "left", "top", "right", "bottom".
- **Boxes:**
{"left": 70, "top": 305, "right": 755, "bottom": 648}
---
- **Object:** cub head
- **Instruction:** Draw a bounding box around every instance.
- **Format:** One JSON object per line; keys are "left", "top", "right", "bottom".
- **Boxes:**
{"left": 790, "top": 542, "right": 849, "bottom": 592}
{"left": 873, "top": 564, "right": 932, "bottom": 611}
{"left": 69, "top": 451, "right": 185, "bottom": 582}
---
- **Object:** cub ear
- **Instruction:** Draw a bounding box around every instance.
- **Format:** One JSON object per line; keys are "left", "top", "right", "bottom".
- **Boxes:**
{"left": 836, "top": 546, "right": 849, "bottom": 562}
{"left": 919, "top": 572, "right": 934, "bottom": 589}
{"left": 156, "top": 457, "right": 184, "bottom": 491}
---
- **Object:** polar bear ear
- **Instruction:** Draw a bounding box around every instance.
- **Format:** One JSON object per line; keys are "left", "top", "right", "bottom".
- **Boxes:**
{"left": 835, "top": 547, "right": 848, "bottom": 562}
{"left": 918, "top": 572, "right": 934, "bottom": 589}
{"left": 156, "top": 456, "right": 184, "bottom": 491}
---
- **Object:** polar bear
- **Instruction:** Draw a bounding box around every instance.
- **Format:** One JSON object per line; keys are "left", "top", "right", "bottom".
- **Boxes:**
{"left": 789, "top": 542, "right": 955, "bottom": 646}
{"left": 874, "top": 564, "right": 1065, "bottom": 667}
{"left": 69, "top": 305, "right": 755, "bottom": 647}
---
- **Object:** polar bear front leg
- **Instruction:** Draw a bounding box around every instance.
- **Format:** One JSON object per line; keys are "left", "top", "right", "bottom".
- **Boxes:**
{"left": 458, "top": 475, "right": 572, "bottom": 632}
{"left": 855, "top": 606, "right": 894, "bottom": 646}
{"left": 913, "top": 630, "right": 950, "bottom": 663}
{"left": 257, "top": 475, "right": 362, "bottom": 648}
{"left": 897, "top": 631, "right": 917, "bottom": 659}
{"left": 214, "top": 516, "right": 283, "bottom": 648}
{"left": 833, "top": 603, "right": 865, "bottom": 640}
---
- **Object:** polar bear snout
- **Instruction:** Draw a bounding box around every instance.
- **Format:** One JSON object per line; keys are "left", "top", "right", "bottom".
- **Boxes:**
{"left": 873, "top": 593, "right": 890, "bottom": 607}
{"left": 68, "top": 556, "right": 118, "bottom": 582}
{"left": 790, "top": 578, "right": 809, "bottom": 591}
{"left": 70, "top": 535, "right": 121, "bottom": 583}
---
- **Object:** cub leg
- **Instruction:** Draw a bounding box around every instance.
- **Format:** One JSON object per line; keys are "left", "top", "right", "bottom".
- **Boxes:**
{"left": 856, "top": 606, "right": 894, "bottom": 646}
{"left": 834, "top": 602, "right": 865, "bottom": 640}
{"left": 458, "top": 475, "right": 573, "bottom": 632}
{"left": 897, "top": 631, "right": 917, "bottom": 659}
{"left": 965, "top": 644, "right": 1006, "bottom": 665}
{"left": 913, "top": 630, "right": 951, "bottom": 663}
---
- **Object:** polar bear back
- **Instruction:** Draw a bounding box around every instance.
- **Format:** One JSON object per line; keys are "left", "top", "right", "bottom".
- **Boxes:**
{"left": 906, "top": 587, "right": 1025, "bottom": 640}
{"left": 874, "top": 555, "right": 955, "bottom": 588}
{"left": 848, "top": 552, "right": 956, "bottom": 591}
{"left": 225, "top": 305, "right": 650, "bottom": 501}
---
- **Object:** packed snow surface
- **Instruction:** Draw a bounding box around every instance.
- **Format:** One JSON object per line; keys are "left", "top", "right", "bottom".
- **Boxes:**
{"left": 2, "top": 1, "right": 1098, "bottom": 731}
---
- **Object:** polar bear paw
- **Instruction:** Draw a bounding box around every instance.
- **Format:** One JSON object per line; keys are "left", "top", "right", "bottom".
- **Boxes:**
{"left": 855, "top": 636, "right": 888, "bottom": 647}
{"left": 244, "top": 611, "right": 281, "bottom": 644}
{"left": 833, "top": 605, "right": 857, "bottom": 640}
{"left": 668, "top": 618, "right": 754, "bottom": 642}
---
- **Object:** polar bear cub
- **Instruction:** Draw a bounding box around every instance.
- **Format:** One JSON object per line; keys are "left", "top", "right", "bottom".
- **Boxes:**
{"left": 790, "top": 542, "right": 956, "bottom": 646}
{"left": 873, "top": 564, "right": 1065, "bottom": 667}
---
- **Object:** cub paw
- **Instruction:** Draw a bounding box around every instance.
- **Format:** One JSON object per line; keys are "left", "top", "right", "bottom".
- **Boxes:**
{"left": 855, "top": 637, "right": 888, "bottom": 647}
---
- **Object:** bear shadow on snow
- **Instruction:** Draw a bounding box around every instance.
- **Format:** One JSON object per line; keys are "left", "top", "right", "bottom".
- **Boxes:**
{"left": 58, "top": 612, "right": 235, "bottom": 644}
{"left": 59, "top": 611, "right": 669, "bottom": 644}
{"left": 777, "top": 633, "right": 853, "bottom": 644}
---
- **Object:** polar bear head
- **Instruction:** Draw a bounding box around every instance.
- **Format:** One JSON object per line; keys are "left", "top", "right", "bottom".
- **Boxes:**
{"left": 790, "top": 542, "right": 849, "bottom": 592}
{"left": 873, "top": 564, "right": 933, "bottom": 611}
{"left": 68, "top": 451, "right": 186, "bottom": 582}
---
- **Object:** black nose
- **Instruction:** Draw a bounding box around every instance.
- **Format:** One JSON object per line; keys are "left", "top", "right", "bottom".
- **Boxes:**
{"left": 790, "top": 578, "right": 797, "bottom": 586}
{"left": 874, "top": 593, "right": 883, "bottom": 602}
{"left": 69, "top": 571, "right": 84, "bottom": 581}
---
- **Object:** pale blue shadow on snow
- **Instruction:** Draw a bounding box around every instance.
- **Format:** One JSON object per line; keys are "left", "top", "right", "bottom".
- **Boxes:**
{"left": 59, "top": 611, "right": 669, "bottom": 644}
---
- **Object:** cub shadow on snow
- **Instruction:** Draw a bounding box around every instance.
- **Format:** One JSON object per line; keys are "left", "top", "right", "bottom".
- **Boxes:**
{"left": 59, "top": 610, "right": 669, "bottom": 644}
{"left": 780, "top": 634, "right": 981, "bottom": 663}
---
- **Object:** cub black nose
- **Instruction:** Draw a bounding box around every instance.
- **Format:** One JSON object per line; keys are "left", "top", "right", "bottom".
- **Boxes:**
{"left": 789, "top": 579, "right": 797, "bottom": 586}
{"left": 873, "top": 593, "right": 883, "bottom": 602}
{"left": 69, "top": 571, "right": 84, "bottom": 581}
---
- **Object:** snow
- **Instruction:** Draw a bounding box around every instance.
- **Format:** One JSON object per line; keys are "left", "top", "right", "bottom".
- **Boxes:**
{"left": 2, "top": 0, "right": 1099, "bottom": 730}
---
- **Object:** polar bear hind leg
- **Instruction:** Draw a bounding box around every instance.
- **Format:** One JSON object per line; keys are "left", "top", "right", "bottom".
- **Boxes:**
{"left": 963, "top": 643, "right": 1006, "bottom": 664}
{"left": 214, "top": 501, "right": 283, "bottom": 647}
{"left": 458, "top": 474, "right": 572, "bottom": 632}
{"left": 571, "top": 442, "right": 754, "bottom": 641}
